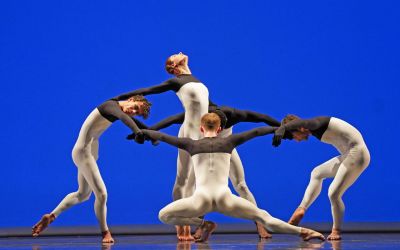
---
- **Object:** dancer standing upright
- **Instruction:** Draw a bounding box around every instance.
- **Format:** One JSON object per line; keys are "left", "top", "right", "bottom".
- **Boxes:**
{"left": 116, "top": 52, "right": 209, "bottom": 240}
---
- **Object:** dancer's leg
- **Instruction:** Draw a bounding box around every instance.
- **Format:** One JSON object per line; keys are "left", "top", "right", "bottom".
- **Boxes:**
{"left": 289, "top": 156, "right": 341, "bottom": 225}
{"left": 72, "top": 139, "right": 113, "bottom": 243}
{"left": 327, "top": 147, "right": 370, "bottom": 240}
{"left": 216, "top": 192, "right": 324, "bottom": 241}
{"left": 229, "top": 148, "right": 271, "bottom": 238}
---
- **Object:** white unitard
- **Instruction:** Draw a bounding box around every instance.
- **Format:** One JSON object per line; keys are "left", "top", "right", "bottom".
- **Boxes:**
{"left": 219, "top": 127, "right": 257, "bottom": 205}
{"left": 297, "top": 118, "right": 370, "bottom": 230}
{"left": 143, "top": 127, "right": 303, "bottom": 235}
{"left": 173, "top": 82, "right": 209, "bottom": 200}
{"left": 52, "top": 109, "right": 112, "bottom": 232}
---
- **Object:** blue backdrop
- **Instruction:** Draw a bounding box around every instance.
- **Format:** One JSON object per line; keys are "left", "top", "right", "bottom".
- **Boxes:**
{"left": 1, "top": 1, "right": 399, "bottom": 227}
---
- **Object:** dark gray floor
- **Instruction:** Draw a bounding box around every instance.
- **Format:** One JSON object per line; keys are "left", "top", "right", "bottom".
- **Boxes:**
{"left": 1, "top": 234, "right": 400, "bottom": 250}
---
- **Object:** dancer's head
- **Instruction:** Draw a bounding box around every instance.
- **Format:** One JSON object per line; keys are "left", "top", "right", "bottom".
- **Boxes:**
{"left": 282, "top": 114, "right": 311, "bottom": 141}
{"left": 121, "top": 95, "right": 152, "bottom": 119}
{"left": 165, "top": 52, "right": 190, "bottom": 75}
{"left": 200, "top": 113, "right": 222, "bottom": 136}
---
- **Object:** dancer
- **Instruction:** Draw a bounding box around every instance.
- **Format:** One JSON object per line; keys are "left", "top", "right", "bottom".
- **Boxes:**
{"left": 135, "top": 113, "right": 325, "bottom": 242}
{"left": 272, "top": 115, "right": 370, "bottom": 240}
{"left": 147, "top": 104, "right": 281, "bottom": 238}
{"left": 117, "top": 52, "right": 209, "bottom": 240}
{"left": 32, "top": 95, "right": 152, "bottom": 243}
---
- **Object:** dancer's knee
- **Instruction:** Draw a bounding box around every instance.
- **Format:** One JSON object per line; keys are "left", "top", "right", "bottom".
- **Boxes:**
{"left": 234, "top": 181, "right": 250, "bottom": 196}
{"left": 328, "top": 187, "right": 342, "bottom": 203}
{"left": 76, "top": 191, "right": 91, "bottom": 202}
{"left": 310, "top": 168, "right": 325, "bottom": 181}
{"left": 72, "top": 146, "right": 89, "bottom": 165}
{"left": 158, "top": 209, "right": 172, "bottom": 224}
{"left": 94, "top": 190, "right": 108, "bottom": 203}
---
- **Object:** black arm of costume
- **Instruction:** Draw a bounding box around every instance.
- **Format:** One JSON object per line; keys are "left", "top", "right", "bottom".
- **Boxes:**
{"left": 114, "top": 111, "right": 142, "bottom": 134}
{"left": 141, "top": 129, "right": 192, "bottom": 151}
{"left": 131, "top": 117, "right": 149, "bottom": 129}
{"left": 229, "top": 126, "right": 277, "bottom": 147}
{"left": 234, "top": 109, "right": 281, "bottom": 126}
{"left": 149, "top": 113, "right": 185, "bottom": 131}
{"left": 273, "top": 119, "right": 322, "bottom": 147}
{"left": 113, "top": 80, "right": 173, "bottom": 101}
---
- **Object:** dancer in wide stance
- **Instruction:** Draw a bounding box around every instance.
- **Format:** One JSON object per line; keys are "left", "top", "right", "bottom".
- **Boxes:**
{"left": 32, "top": 95, "right": 151, "bottom": 243}
{"left": 134, "top": 113, "right": 325, "bottom": 242}
{"left": 272, "top": 115, "right": 370, "bottom": 240}
{"left": 148, "top": 103, "right": 281, "bottom": 238}
{"left": 118, "top": 52, "right": 209, "bottom": 240}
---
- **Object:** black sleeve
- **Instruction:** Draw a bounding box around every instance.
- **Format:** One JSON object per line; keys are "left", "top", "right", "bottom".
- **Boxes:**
{"left": 113, "top": 79, "right": 176, "bottom": 101}
{"left": 141, "top": 129, "right": 193, "bottom": 151}
{"left": 233, "top": 109, "right": 281, "bottom": 126}
{"left": 228, "top": 126, "right": 277, "bottom": 147}
{"left": 272, "top": 118, "right": 323, "bottom": 146}
{"left": 149, "top": 113, "right": 185, "bottom": 131}
{"left": 283, "top": 119, "right": 323, "bottom": 131}
{"left": 107, "top": 107, "right": 141, "bottom": 133}
{"left": 131, "top": 117, "right": 149, "bottom": 129}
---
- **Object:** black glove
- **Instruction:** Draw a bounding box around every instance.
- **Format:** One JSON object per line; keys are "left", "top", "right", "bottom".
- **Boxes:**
{"left": 272, "top": 127, "right": 285, "bottom": 147}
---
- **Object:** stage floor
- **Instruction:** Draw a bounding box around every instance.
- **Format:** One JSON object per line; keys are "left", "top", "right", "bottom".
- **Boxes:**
{"left": 1, "top": 233, "right": 400, "bottom": 250}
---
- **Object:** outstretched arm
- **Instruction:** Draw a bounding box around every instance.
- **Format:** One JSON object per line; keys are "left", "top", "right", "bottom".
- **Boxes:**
{"left": 273, "top": 118, "right": 322, "bottom": 146}
{"left": 131, "top": 117, "right": 149, "bottom": 129}
{"left": 228, "top": 126, "right": 277, "bottom": 147}
{"left": 141, "top": 129, "right": 193, "bottom": 151}
{"left": 149, "top": 112, "right": 185, "bottom": 131}
{"left": 113, "top": 79, "right": 175, "bottom": 101}
{"left": 233, "top": 109, "right": 281, "bottom": 126}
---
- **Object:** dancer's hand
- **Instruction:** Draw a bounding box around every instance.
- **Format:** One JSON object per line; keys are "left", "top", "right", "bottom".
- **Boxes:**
{"left": 126, "top": 133, "right": 136, "bottom": 140}
{"left": 134, "top": 131, "right": 145, "bottom": 144}
{"left": 272, "top": 127, "right": 285, "bottom": 147}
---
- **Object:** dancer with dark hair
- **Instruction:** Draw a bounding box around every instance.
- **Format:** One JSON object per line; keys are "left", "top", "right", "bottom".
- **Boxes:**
{"left": 273, "top": 115, "right": 370, "bottom": 240}
{"left": 32, "top": 95, "right": 151, "bottom": 243}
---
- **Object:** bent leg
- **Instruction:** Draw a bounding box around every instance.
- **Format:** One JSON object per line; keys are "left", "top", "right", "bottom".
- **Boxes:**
{"left": 159, "top": 193, "right": 211, "bottom": 226}
{"left": 289, "top": 156, "right": 341, "bottom": 226}
{"left": 327, "top": 156, "right": 368, "bottom": 239}
{"left": 229, "top": 148, "right": 271, "bottom": 238}
{"left": 73, "top": 140, "right": 109, "bottom": 233}
{"left": 229, "top": 149, "right": 257, "bottom": 205}
{"left": 51, "top": 171, "right": 92, "bottom": 216}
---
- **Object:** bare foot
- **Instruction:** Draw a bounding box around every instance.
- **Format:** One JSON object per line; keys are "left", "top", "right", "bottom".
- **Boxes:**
{"left": 183, "top": 225, "right": 194, "bottom": 241}
{"left": 195, "top": 221, "right": 217, "bottom": 242}
{"left": 327, "top": 229, "right": 341, "bottom": 241}
{"left": 255, "top": 221, "right": 272, "bottom": 239}
{"left": 176, "top": 225, "right": 194, "bottom": 241}
{"left": 300, "top": 228, "right": 325, "bottom": 241}
{"left": 288, "top": 207, "right": 306, "bottom": 226}
{"left": 102, "top": 230, "right": 114, "bottom": 244}
{"left": 193, "top": 226, "right": 203, "bottom": 240}
{"left": 32, "top": 213, "right": 56, "bottom": 237}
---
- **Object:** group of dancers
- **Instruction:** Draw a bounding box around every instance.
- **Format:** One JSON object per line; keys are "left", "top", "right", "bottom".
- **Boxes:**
{"left": 32, "top": 52, "right": 370, "bottom": 244}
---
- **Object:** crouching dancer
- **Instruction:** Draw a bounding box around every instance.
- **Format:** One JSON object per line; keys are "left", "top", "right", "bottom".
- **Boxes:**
{"left": 272, "top": 115, "right": 371, "bottom": 240}
{"left": 32, "top": 95, "right": 152, "bottom": 243}
{"left": 134, "top": 113, "right": 325, "bottom": 242}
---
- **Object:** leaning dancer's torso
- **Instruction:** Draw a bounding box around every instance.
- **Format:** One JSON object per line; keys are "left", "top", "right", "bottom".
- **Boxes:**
{"left": 78, "top": 109, "right": 112, "bottom": 141}
{"left": 321, "top": 117, "right": 366, "bottom": 154}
